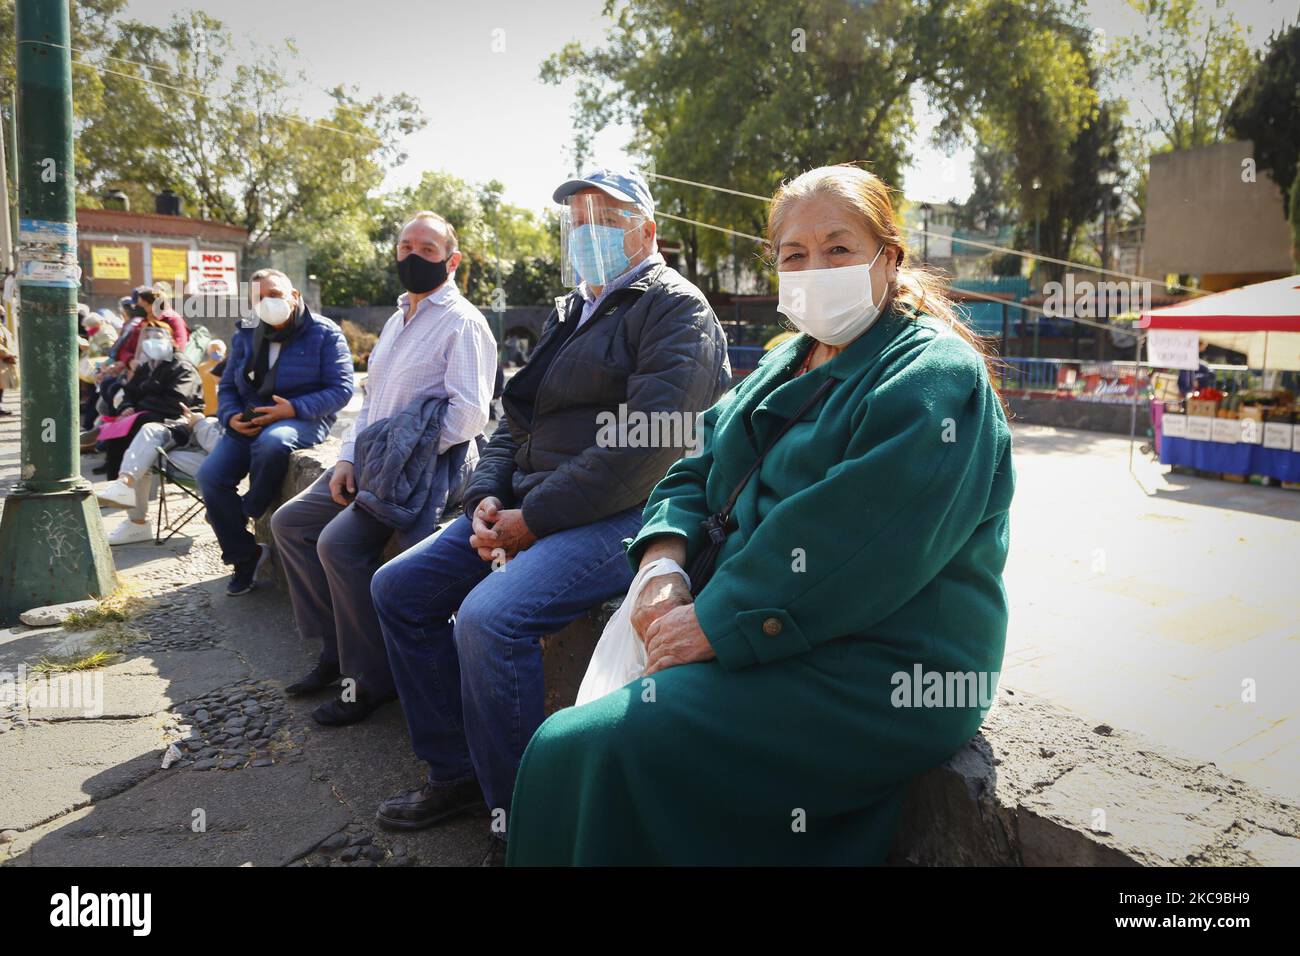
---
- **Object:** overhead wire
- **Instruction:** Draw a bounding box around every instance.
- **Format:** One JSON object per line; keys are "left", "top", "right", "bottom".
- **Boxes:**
{"left": 655, "top": 205, "right": 1133, "bottom": 334}
{"left": 18, "top": 39, "right": 382, "bottom": 146}
{"left": 646, "top": 170, "right": 1203, "bottom": 297}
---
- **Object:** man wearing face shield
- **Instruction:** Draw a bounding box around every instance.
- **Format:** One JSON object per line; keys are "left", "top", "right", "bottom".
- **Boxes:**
{"left": 271, "top": 211, "right": 496, "bottom": 726}
{"left": 368, "top": 168, "right": 730, "bottom": 858}
{"left": 98, "top": 318, "right": 203, "bottom": 481}
{"left": 198, "top": 269, "right": 354, "bottom": 597}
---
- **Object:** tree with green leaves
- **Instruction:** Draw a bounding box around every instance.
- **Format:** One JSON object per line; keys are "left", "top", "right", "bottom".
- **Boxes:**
{"left": 1227, "top": 21, "right": 1300, "bottom": 211}
{"left": 75, "top": 10, "right": 422, "bottom": 248}
{"left": 0, "top": 0, "right": 128, "bottom": 220}
{"left": 542, "top": 0, "right": 982, "bottom": 281}
{"left": 1113, "top": 0, "right": 1256, "bottom": 152}
{"left": 542, "top": 0, "right": 1106, "bottom": 288}
{"left": 310, "top": 170, "right": 562, "bottom": 309}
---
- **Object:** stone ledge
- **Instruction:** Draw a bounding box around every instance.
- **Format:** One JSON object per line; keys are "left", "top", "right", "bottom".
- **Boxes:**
{"left": 888, "top": 688, "right": 1300, "bottom": 866}
{"left": 258, "top": 447, "right": 1300, "bottom": 866}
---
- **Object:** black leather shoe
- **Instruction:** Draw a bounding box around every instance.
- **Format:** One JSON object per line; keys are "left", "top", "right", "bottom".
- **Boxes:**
{"left": 480, "top": 834, "right": 507, "bottom": 867}
{"left": 226, "top": 544, "right": 269, "bottom": 597}
{"left": 285, "top": 660, "right": 341, "bottom": 696}
{"left": 91, "top": 463, "right": 108, "bottom": 474}
{"left": 375, "top": 779, "right": 483, "bottom": 832}
{"left": 311, "top": 688, "right": 395, "bottom": 727}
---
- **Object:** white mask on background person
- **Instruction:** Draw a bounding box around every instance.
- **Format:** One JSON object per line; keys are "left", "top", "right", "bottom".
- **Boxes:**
{"left": 776, "top": 243, "right": 888, "bottom": 346}
{"left": 255, "top": 296, "right": 294, "bottom": 327}
{"left": 140, "top": 336, "right": 174, "bottom": 363}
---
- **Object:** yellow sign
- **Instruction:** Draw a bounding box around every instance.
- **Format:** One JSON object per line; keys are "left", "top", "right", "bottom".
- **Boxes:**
{"left": 91, "top": 245, "right": 131, "bottom": 280}
{"left": 151, "top": 246, "right": 189, "bottom": 286}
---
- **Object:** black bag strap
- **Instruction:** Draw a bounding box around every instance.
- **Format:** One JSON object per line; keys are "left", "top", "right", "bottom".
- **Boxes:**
{"left": 687, "top": 375, "right": 834, "bottom": 595}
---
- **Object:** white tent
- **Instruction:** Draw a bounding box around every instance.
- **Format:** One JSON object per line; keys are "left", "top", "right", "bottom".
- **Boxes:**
{"left": 1139, "top": 274, "right": 1300, "bottom": 371}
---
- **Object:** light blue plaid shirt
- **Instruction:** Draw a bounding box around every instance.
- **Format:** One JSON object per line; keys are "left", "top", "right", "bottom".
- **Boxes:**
{"left": 576, "top": 253, "right": 664, "bottom": 328}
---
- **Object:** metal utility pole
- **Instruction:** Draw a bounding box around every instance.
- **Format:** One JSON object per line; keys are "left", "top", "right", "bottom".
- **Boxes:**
{"left": 0, "top": 0, "right": 115, "bottom": 622}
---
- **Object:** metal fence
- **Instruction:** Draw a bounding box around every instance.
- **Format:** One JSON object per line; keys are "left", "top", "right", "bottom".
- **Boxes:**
{"left": 994, "top": 357, "right": 1255, "bottom": 397}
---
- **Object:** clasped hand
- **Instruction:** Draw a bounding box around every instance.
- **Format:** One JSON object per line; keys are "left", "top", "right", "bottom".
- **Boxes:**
{"left": 630, "top": 571, "right": 715, "bottom": 675}
{"left": 468, "top": 496, "right": 537, "bottom": 563}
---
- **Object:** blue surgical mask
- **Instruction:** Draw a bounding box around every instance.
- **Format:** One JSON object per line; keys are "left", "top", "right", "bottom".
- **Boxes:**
{"left": 567, "top": 224, "right": 631, "bottom": 286}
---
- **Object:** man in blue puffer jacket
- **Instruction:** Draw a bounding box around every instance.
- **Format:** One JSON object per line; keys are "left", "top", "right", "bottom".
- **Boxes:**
{"left": 199, "top": 268, "right": 354, "bottom": 596}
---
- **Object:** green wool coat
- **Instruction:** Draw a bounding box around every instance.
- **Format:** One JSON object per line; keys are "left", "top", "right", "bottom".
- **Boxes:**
{"left": 507, "top": 305, "right": 1015, "bottom": 866}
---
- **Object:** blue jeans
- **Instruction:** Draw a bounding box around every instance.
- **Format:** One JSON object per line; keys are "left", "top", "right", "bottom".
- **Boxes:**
{"left": 372, "top": 506, "right": 643, "bottom": 824}
{"left": 197, "top": 418, "right": 331, "bottom": 566}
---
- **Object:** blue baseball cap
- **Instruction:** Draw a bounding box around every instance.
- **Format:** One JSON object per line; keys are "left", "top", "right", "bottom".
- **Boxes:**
{"left": 552, "top": 167, "right": 655, "bottom": 220}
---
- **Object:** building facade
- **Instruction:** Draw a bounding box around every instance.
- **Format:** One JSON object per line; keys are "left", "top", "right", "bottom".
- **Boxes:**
{"left": 1143, "top": 140, "right": 1294, "bottom": 292}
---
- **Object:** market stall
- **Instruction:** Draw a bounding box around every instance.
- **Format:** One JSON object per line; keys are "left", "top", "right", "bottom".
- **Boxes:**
{"left": 1139, "top": 275, "right": 1300, "bottom": 485}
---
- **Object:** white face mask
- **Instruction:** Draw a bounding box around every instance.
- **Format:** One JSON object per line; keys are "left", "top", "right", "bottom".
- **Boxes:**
{"left": 255, "top": 295, "right": 294, "bottom": 327}
{"left": 776, "top": 244, "right": 888, "bottom": 346}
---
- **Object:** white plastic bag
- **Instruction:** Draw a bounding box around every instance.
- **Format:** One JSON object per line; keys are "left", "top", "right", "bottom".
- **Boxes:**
{"left": 575, "top": 557, "right": 690, "bottom": 707}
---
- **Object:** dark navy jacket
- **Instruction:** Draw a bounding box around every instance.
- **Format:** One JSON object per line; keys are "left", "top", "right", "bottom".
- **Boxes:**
{"left": 217, "top": 305, "right": 354, "bottom": 429}
{"left": 352, "top": 393, "right": 473, "bottom": 543}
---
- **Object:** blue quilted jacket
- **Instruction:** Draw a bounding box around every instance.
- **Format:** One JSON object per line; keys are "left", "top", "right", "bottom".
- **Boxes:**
{"left": 217, "top": 305, "right": 355, "bottom": 429}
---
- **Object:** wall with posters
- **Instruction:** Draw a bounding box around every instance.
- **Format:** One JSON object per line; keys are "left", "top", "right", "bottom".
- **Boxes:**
{"left": 74, "top": 208, "right": 247, "bottom": 314}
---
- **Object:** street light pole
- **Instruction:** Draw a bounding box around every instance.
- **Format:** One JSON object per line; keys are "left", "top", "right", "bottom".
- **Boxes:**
{"left": 0, "top": 0, "right": 115, "bottom": 622}
{"left": 920, "top": 203, "right": 932, "bottom": 264}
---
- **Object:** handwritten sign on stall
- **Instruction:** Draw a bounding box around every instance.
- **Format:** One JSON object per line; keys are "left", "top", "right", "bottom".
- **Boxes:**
{"left": 1147, "top": 330, "right": 1201, "bottom": 371}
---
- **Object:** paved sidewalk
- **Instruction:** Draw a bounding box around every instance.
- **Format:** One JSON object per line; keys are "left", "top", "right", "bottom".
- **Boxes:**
{"left": 1, "top": 387, "right": 487, "bottom": 865}
{"left": 1003, "top": 425, "right": 1300, "bottom": 803}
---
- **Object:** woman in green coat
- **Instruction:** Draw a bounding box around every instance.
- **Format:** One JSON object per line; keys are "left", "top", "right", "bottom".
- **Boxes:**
{"left": 507, "top": 164, "right": 1015, "bottom": 865}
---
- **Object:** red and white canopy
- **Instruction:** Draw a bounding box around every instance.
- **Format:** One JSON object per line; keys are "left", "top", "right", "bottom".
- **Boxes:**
{"left": 1140, "top": 275, "right": 1300, "bottom": 370}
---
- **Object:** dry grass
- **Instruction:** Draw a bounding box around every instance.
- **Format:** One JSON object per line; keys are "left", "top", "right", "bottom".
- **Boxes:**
{"left": 61, "top": 585, "right": 146, "bottom": 629}
{"left": 31, "top": 621, "right": 147, "bottom": 674}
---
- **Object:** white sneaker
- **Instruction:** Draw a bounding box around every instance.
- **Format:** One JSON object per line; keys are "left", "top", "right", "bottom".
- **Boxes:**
{"left": 97, "top": 479, "right": 137, "bottom": 509}
{"left": 107, "top": 519, "right": 153, "bottom": 546}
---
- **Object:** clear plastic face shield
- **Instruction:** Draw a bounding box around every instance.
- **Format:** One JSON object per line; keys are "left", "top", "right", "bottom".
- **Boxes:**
{"left": 138, "top": 327, "right": 175, "bottom": 363}
{"left": 559, "top": 192, "right": 649, "bottom": 288}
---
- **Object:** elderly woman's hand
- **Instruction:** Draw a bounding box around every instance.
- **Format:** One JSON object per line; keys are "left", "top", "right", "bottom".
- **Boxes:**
{"left": 631, "top": 572, "right": 691, "bottom": 643}
{"left": 643, "top": 602, "right": 715, "bottom": 675}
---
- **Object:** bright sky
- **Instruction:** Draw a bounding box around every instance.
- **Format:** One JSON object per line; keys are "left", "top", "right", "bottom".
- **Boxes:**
{"left": 121, "top": 0, "right": 1298, "bottom": 212}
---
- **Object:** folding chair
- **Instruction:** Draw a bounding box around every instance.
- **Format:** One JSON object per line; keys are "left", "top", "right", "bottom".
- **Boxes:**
{"left": 154, "top": 445, "right": 207, "bottom": 545}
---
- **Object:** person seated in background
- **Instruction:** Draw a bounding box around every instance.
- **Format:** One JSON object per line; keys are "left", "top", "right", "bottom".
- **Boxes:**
{"left": 368, "top": 168, "right": 731, "bottom": 862}
{"left": 505, "top": 164, "right": 1016, "bottom": 867}
{"left": 78, "top": 335, "right": 103, "bottom": 433}
{"left": 198, "top": 269, "right": 354, "bottom": 597}
{"left": 96, "top": 405, "right": 223, "bottom": 545}
{"left": 197, "top": 338, "right": 227, "bottom": 416}
{"left": 76, "top": 303, "right": 115, "bottom": 355}
{"left": 135, "top": 284, "right": 189, "bottom": 353}
{"left": 0, "top": 304, "right": 16, "bottom": 417}
{"left": 92, "top": 300, "right": 149, "bottom": 433}
{"left": 272, "top": 211, "right": 497, "bottom": 727}
{"left": 98, "top": 318, "right": 203, "bottom": 480}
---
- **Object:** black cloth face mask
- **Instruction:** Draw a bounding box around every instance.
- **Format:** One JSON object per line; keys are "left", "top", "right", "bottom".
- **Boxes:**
{"left": 396, "top": 252, "right": 449, "bottom": 294}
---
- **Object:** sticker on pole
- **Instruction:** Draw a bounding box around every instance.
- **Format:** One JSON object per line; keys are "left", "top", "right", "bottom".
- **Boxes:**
{"left": 17, "top": 218, "right": 81, "bottom": 288}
